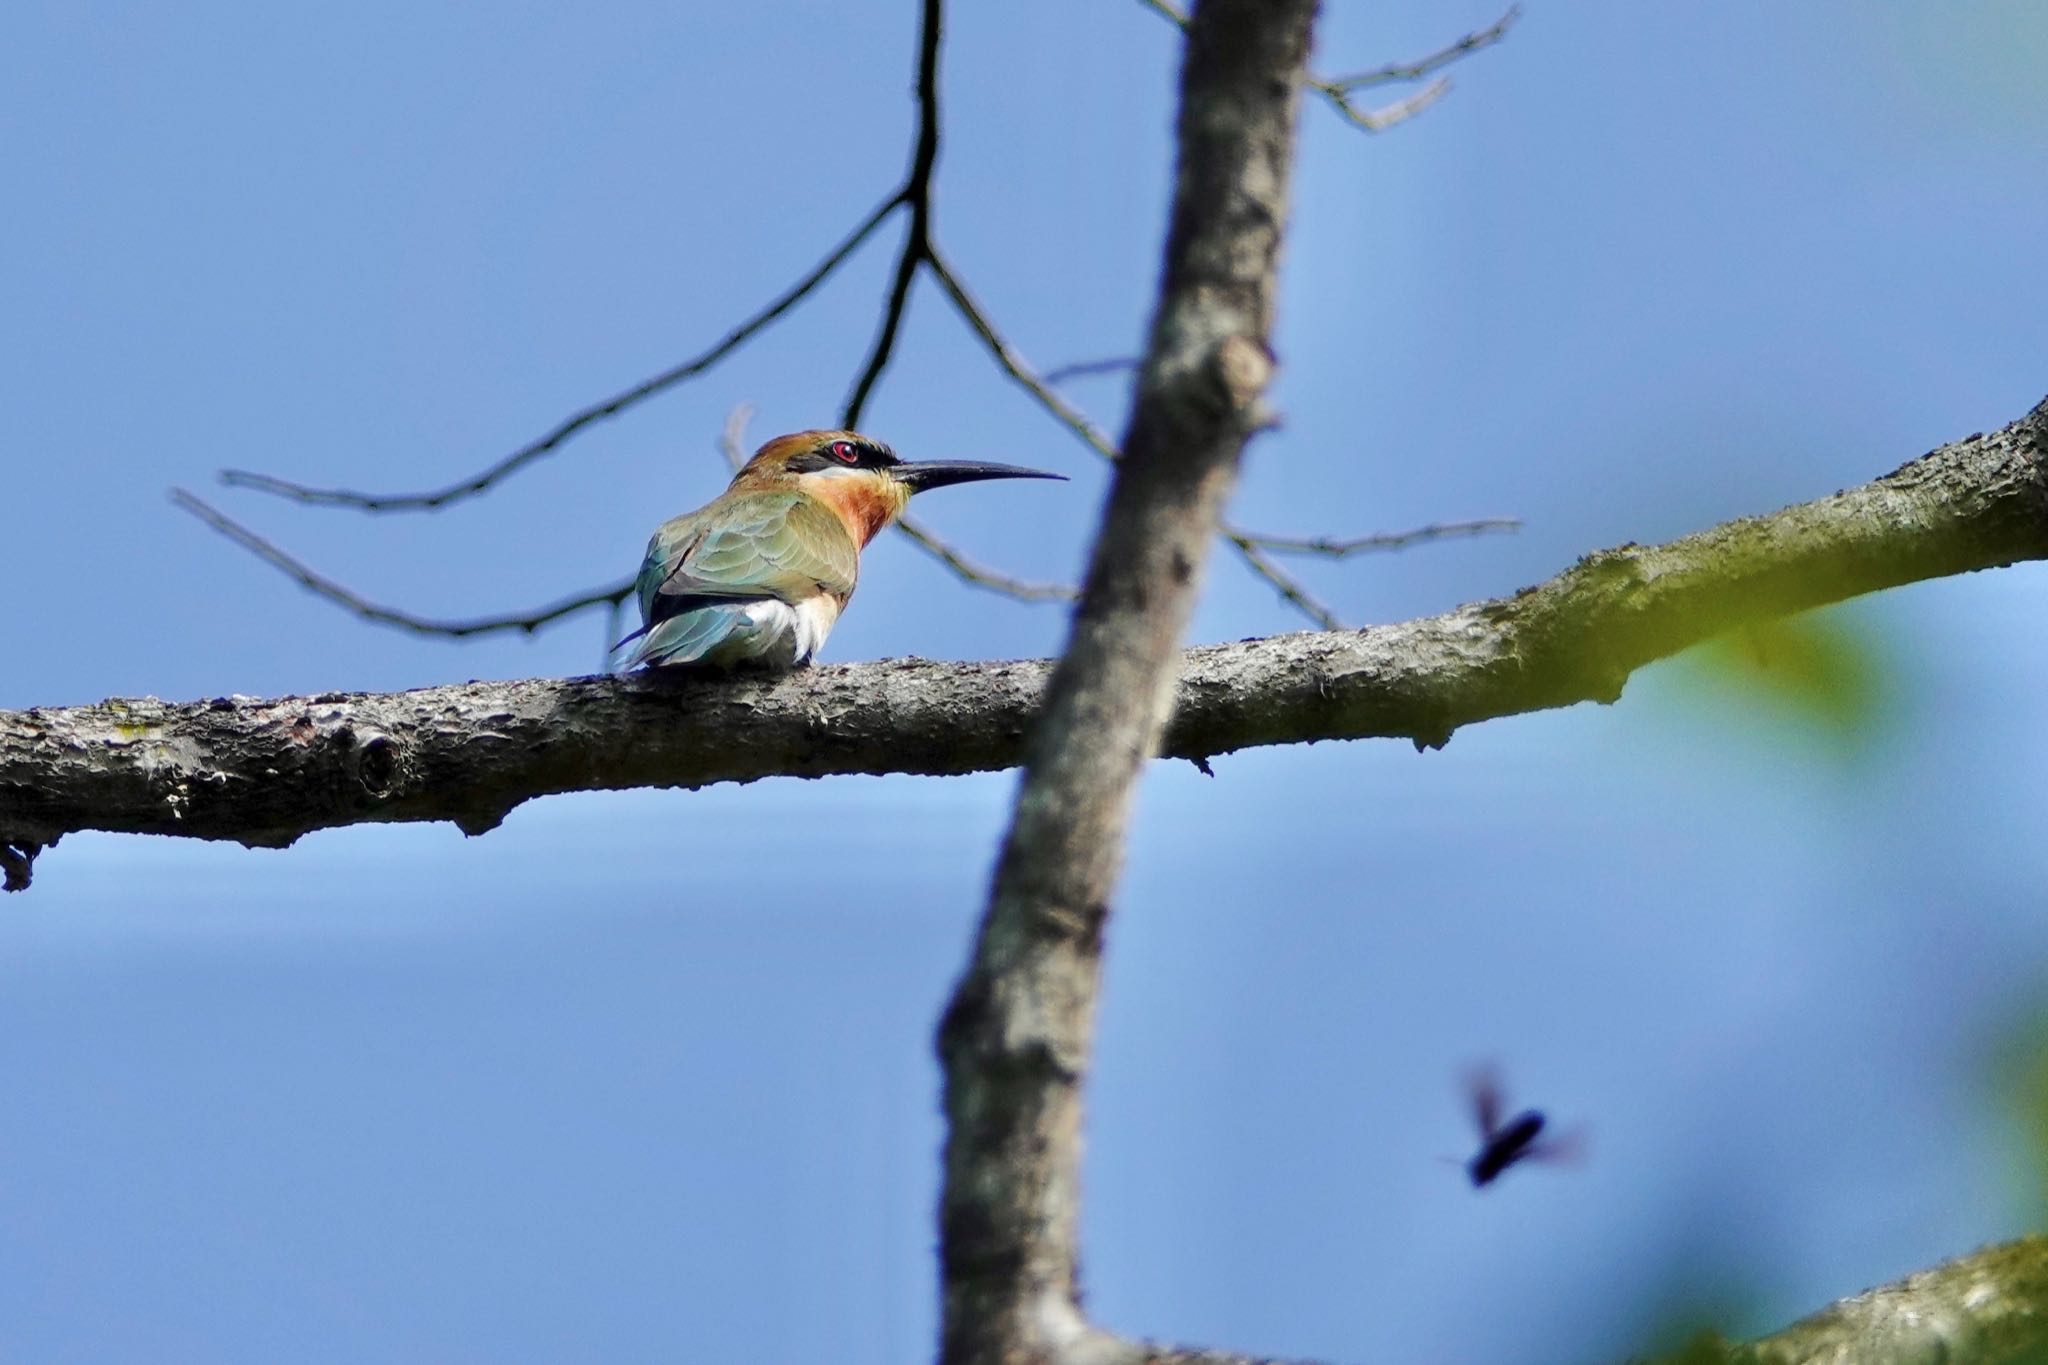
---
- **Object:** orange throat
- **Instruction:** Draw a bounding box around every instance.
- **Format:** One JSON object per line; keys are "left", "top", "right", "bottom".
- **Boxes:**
{"left": 805, "top": 472, "right": 911, "bottom": 547}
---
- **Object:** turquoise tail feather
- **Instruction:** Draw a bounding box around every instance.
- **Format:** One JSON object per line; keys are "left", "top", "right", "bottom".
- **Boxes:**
{"left": 612, "top": 604, "right": 747, "bottom": 670}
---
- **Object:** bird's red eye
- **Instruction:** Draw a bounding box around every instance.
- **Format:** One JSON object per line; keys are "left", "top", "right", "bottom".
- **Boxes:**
{"left": 831, "top": 441, "right": 858, "bottom": 464}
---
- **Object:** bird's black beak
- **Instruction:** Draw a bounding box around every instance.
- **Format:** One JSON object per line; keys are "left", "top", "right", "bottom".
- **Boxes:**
{"left": 890, "top": 460, "right": 1066, "bottom": 493}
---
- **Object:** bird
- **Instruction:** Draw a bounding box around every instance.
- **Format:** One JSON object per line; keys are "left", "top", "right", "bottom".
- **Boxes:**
{"left": 612, "top": 429, "right": 1064, "bottom": 671}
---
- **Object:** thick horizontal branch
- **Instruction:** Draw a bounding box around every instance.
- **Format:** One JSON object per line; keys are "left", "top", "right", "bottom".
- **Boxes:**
{"left": 3, "top": 396, "right": 2042, "bottom": 889}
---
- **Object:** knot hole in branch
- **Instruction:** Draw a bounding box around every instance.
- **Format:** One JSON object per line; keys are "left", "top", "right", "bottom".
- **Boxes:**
{"left": 1034, "top": 898, "right": 1110, "bottom": 956}
{"left": 1212, "top": 333, "right": 1274, "bottom": 423}
{"left": 337, "top": 728, "right": 403, "bottom": 799}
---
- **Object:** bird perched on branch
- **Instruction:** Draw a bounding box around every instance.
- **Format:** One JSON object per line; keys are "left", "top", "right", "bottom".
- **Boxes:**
{"left": 613, "top": 429, "right": 1063, "bottom": 671}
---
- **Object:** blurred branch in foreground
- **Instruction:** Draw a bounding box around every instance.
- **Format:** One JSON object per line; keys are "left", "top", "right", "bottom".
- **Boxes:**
{"left": 934, "top": 0, "right": 1315, "bottom": 1351}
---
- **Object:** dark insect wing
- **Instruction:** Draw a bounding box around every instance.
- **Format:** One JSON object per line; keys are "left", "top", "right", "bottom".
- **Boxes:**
{"left": 1522, "top": 1124, "right": 1588, "bottom": 1168}
{"left": 1464, "top": 1063, "right": 1507, "bottom": 1139}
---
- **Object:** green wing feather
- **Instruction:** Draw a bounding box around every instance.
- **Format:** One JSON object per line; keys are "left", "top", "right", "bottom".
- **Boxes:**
{"left": 637, "top": 490, "right": 858, "bottom": 624}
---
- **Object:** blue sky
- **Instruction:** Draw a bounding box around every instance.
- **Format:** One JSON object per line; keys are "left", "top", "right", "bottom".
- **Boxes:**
{"left": 4, "top": 2, "right": 2047, "bottom": 1361}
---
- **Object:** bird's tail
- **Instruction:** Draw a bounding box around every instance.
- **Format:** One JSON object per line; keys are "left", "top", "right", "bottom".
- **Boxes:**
{"left": 609, "top": 606, "right": 746, "bottom": 671}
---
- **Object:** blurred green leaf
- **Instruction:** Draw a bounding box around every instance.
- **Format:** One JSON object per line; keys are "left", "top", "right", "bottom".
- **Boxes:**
{"left": 1637, "top": 1326, "right": 1753, "bottom": 1365}
{"left": 1661, "top": 609, "right": 1894, "bottom": 756}
{"left": 1616, "top": 1242, "right": 1773, "bottom": 1365}
{"left": 1987, "top": 1003, "right": 2048, "bottom": 1214}
{"left": 1871, "top": 1, "right": 2048, "bottom": 138}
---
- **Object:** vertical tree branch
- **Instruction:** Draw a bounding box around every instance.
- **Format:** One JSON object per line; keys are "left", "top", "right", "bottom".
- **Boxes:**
{"left": 934, "top": 1, "right": 1319, "bottom": 1360}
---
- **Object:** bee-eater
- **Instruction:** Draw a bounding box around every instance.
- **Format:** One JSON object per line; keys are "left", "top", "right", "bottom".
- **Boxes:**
{"left": 612, "top": 429, "right": 1064, "bottom": 670}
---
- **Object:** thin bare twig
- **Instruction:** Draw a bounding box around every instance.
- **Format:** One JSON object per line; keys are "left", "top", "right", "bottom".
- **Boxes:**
{"left": 599, "top": 594, "right": 628, "bottom": 669}
{"left": 171, "top": 490, "right": 631, "bottom": 638}
{"left": 840, "top": 215, "right": 929, "bottom": 432}
{"left": 1140, "top": 0, "right": 1516, "bottom": 133}
{"left": 930, "top": 246, "right": 1352, "bottom": 627}
{"left": 841, "top": 0, "right": 943, "bottom": 428}
{"left": 1242, "top": 516, "right": 1521, "bottom": 556}
{"left": 1316, "top": 78, "right": 1453, "bottom": 134}
{"left": 1227, "top": 536, "right": 1344, "bottom": 630}
{"left": 1324, "top": 5, "right": 1521, "bottom": 89}
{"left": 927, "top": 247, "right": 1119, "bottom": 460}
{"left": 1043, "top": 357, "right": 1140, "bottom": 385}
{"left": 1134, "top": 0, "right": 1184, "bottom": 29}
{"left": 892, "top": 518, "right": 1076, "bottom": 601}
{"left": 1216, "top": 514, "right": 1530, "bottom": 626}
{"left": 717, "top": 403, "right": 756, "bottom": 472}
{"left": 1222, "top": 536, "right": 1343, "bottom": 627}
{"left": 219, "top": 192, "right": 904, "bottom": 513}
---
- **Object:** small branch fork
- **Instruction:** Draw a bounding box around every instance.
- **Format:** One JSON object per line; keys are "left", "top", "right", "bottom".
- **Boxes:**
{"left": 1141, "top": 0, "right": 1518, "bottom": 133}
{"left": 178, "top": 0, "right": 1518, "bottom": 646}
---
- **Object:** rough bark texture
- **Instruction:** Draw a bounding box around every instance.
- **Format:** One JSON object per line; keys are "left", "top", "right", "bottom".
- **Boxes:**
{"left": 932, "top": 1, "right": 1316, "bottom": 1360}
{"left": 2, "top": 396, "right": 2043, "bottom": 893}
{"left": 1723, "top": 1236, "right": 2048, "bottom": 1365}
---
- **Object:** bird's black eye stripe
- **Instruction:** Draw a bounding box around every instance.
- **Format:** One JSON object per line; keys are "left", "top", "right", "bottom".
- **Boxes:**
{"left": 789, "top": 438, "right": 899, "bottom": 472}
